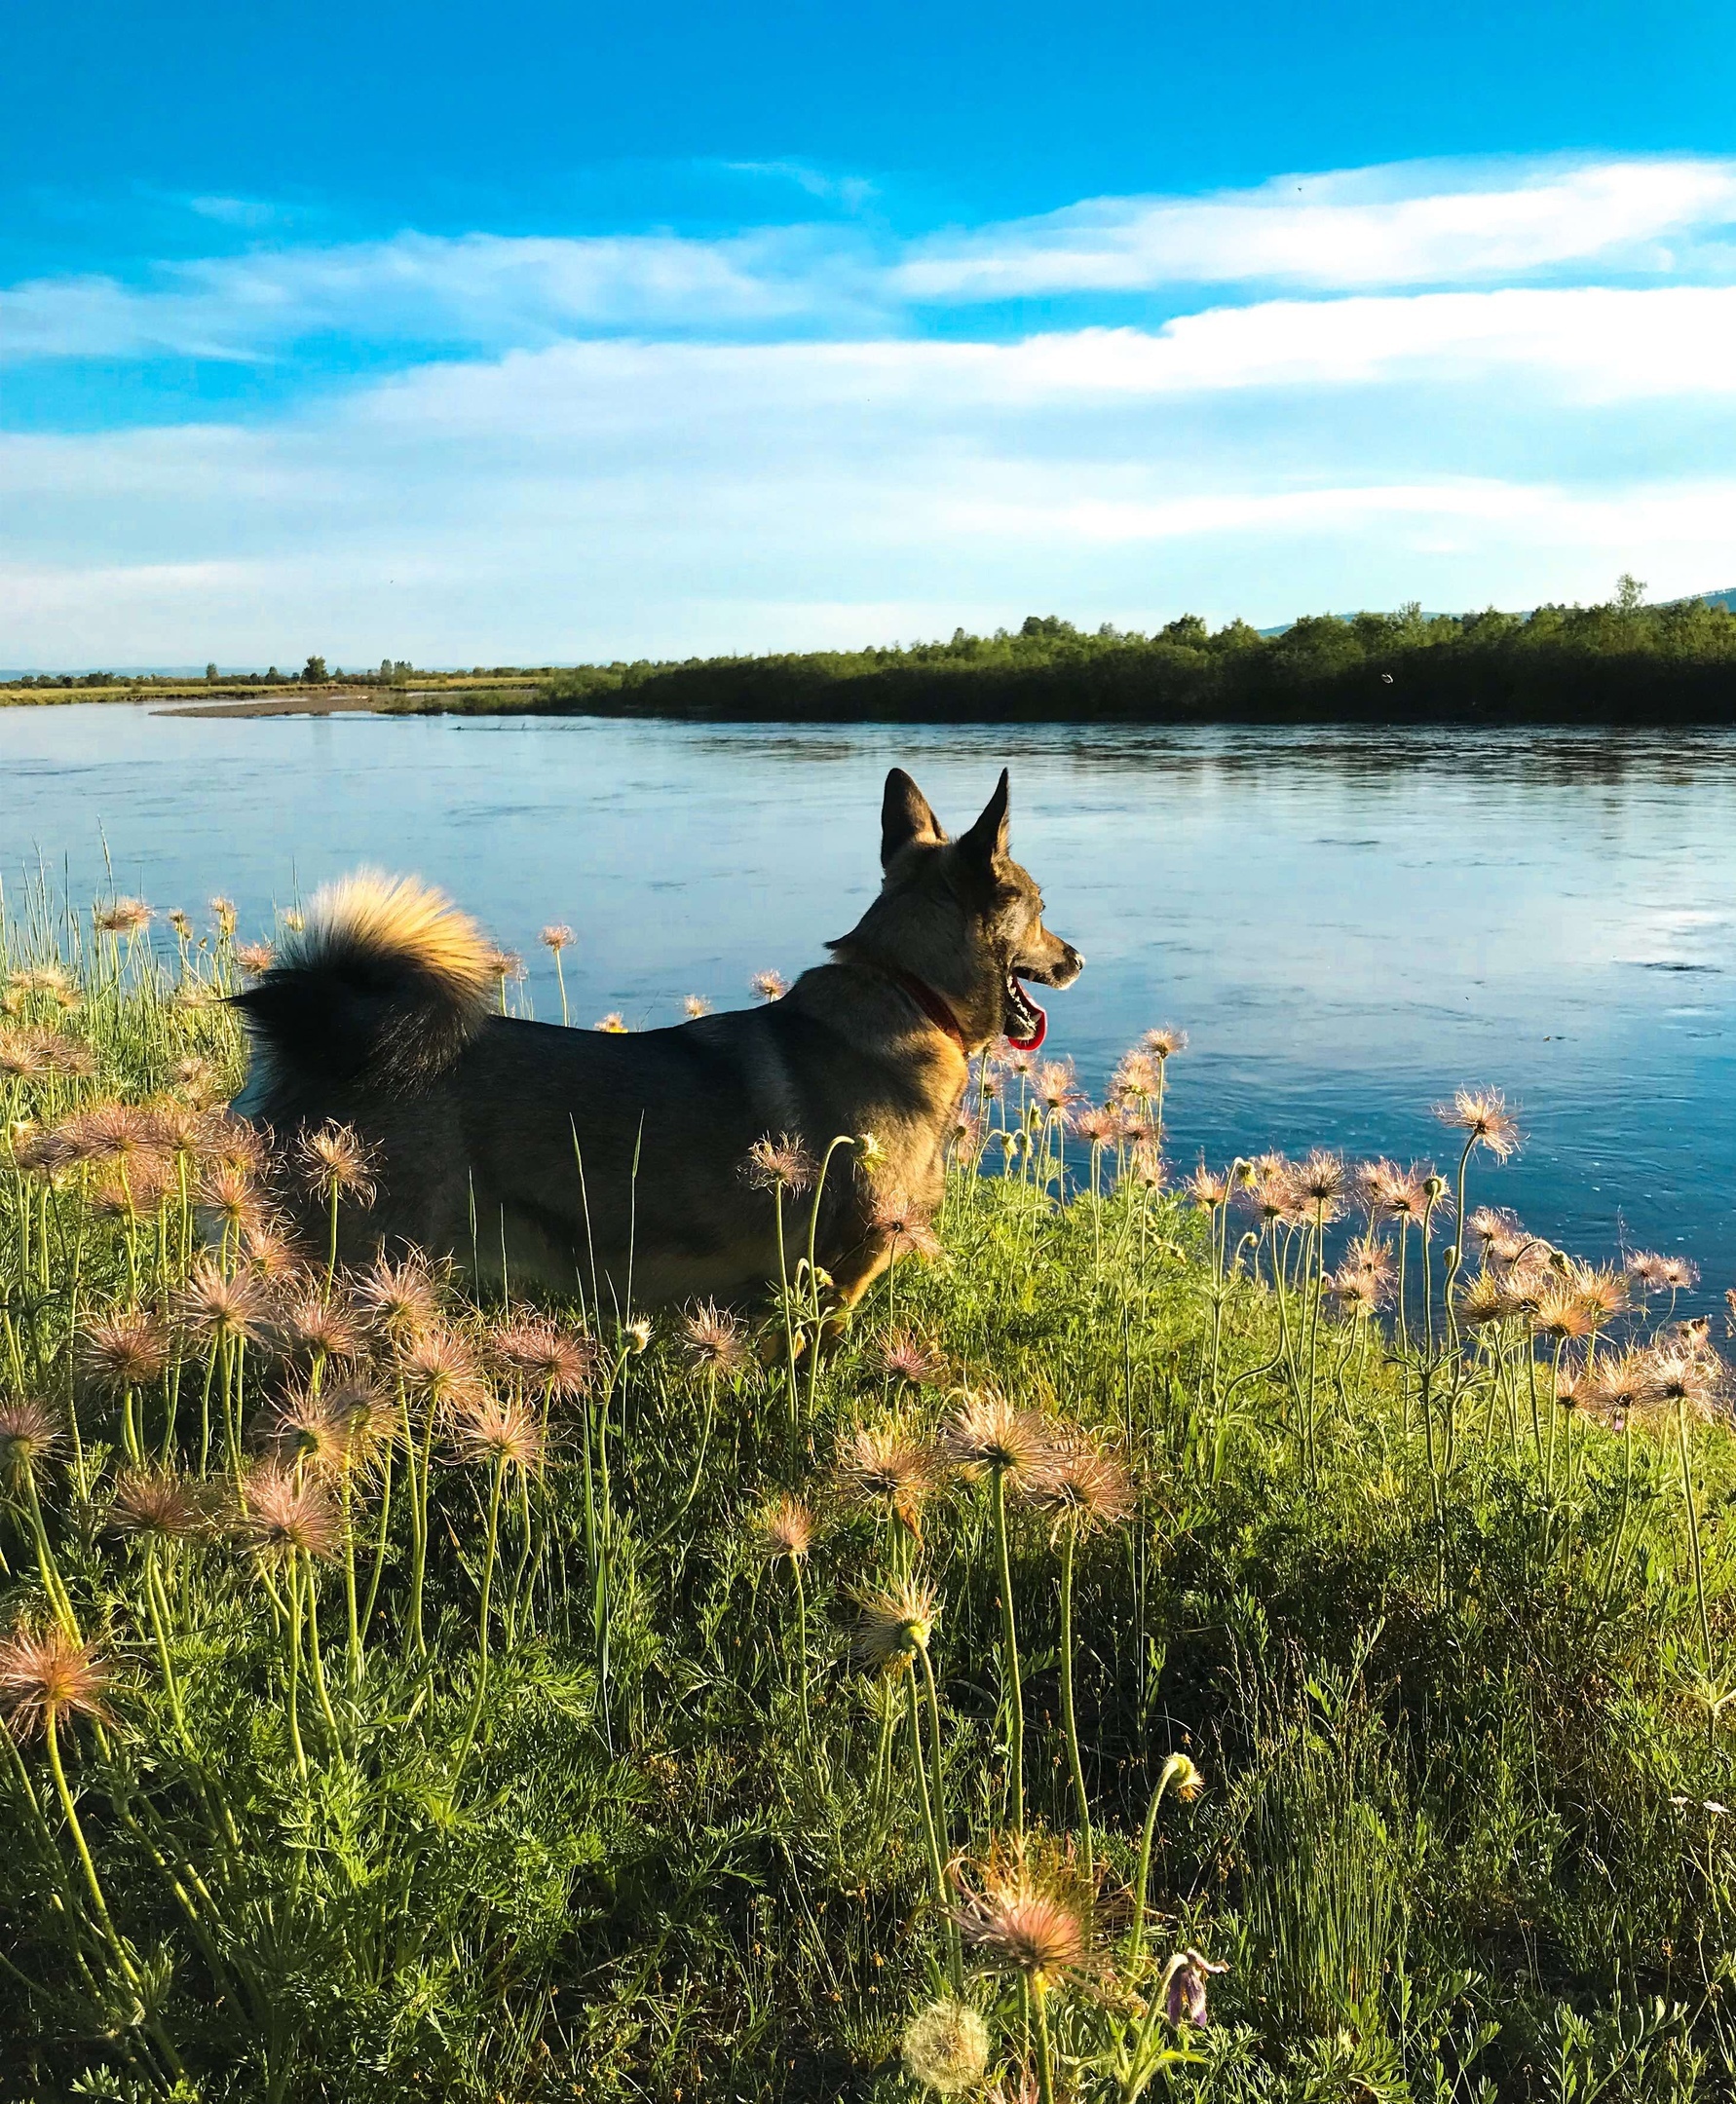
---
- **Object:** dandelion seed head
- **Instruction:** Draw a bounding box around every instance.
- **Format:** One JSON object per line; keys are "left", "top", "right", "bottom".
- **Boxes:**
{"left": 900, "top": 2002, "right": 991, "bottom": 2097}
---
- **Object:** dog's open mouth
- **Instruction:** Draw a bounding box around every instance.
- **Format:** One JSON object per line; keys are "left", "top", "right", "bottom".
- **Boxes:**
{"left": 1003, "top": 969, "right": 1048, "bottom": 1052}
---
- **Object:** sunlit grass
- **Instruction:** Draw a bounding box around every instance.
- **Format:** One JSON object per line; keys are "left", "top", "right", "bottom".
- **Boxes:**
{"left": 2, "top": 886, "right": 1735, "bottom": 2102}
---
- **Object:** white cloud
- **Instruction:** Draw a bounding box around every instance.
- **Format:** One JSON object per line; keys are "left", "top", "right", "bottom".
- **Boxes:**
{"left": 896, "top": 157, "right": 1736, "bottom": 299}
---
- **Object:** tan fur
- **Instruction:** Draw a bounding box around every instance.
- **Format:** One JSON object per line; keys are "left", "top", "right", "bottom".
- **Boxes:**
{"left": 292, "top": 870, "right": 494, "bottom": 1013}
{"left": 235, "top": 770, "right": 1082, "bottom": 1320}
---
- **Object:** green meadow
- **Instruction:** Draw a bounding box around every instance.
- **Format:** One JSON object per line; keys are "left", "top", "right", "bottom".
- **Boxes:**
{"left": 2, "top": 896, "right": 1734, "bottom": 2101}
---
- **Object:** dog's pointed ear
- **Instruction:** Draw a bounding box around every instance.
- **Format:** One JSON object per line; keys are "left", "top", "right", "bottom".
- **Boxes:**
{"left": 881, "top": 768, "right": 947, "bottom": 866}
{"left": 958, "top": 769, "right": 1011, "bottom": 866}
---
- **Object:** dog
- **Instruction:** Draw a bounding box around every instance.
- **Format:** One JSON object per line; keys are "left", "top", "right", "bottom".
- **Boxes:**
{"left": 233, "top": 767, "right": 1083, "bottom": 1315}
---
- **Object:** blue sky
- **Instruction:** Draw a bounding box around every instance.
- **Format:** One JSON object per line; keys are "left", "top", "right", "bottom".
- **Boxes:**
{"left": 6, "top": 0, "right": 1736, "bottom": 667}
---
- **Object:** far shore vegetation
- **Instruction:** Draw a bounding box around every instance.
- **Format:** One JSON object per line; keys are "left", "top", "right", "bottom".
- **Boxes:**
{"left": 14, "top": 578, "right": 1736, "bottom": 725}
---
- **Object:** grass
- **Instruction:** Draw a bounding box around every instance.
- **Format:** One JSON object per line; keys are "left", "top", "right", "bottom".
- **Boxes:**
{"left": 2, "top": 896, "right": 1736, "bottom": 2101}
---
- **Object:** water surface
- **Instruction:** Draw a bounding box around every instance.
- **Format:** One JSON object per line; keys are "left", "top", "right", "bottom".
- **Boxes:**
{"left": 4, "top": 703, "right": 1732, "bottom": 1301}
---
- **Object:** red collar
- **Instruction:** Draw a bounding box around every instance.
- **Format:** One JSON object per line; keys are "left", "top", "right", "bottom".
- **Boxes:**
{"left": 888, "top": 969, "right": 968, "bottom": 1056}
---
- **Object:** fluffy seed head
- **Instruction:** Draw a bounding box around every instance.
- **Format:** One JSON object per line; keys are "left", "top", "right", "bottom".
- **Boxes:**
{"left": 593, "top": 1011, "right": 628, "bottom": 1033}
{"left": 1456, "top": 1271, "right": 1515, "bottom": 1329}
{"left": 678, "top": 1300, "right": 749, "bottom": 1376}
{"left": 234, "top": 941, "right": 276, "bottom": 975}
{"left": 835, "top": 1420, "right": 941, "bottom": 1533}
{"left": 396, "top": 1328, "right": 487, "bottom": 1411}
{"left": 1074, "top": 1103, "right": 1124, "bottom": 1147}
{"left": 1022, "top": 1436, "right": 1136, "bottom": 1532}
{"left": 239, "top": 1464, "right": 341, "bottom": 1562}
{"left": 1036, "top": 1060, "right": 1080, "bottom": 1114}
{"left": 853, "top": 1577, "right": 938, "bottom": 1671}
{"left": 1437, "top": 1086, "right": 1521, "bottom": 1159}
{"left": 682, "top": 994, "right": 713, "bottom": 1019}
{"left": 900, "top": 2002, "right": 991, "bottom": 2097}
{"left": 872, "top": 1191, "right": 942, "bottom": 1260}
{"left": 742, "top": 1132, "right": 817, "bottom": 1194}
{"left": 294, "top": 1121, "right": 381, "bottom": 1205}
{"left": 276, "top": 1293, "right": 363, "bottom": 1364}
{"left": 78, "top": 1310, "right": 170, "bottom": 1393}
{"left": 878, "top": 1331, "right": 945, "bottom": 1386}
{"left": 941, "top": 1391, "right": 1052, "bottom": 1485}
{"left": 94, "top": 897, "right": 152, "bottom": 936}
{"left": 539, "top": 923, "right": 575, "bottom": 953}
{"left": 0, "top": 1399, "right": 60, "bottom": 1482}
{"left": 1295, "top": 1148, "right": 1347, "bottom": 1210}
{"left": 492, "top": 1317, "right": 597, "bottom": 1398}
{"left": 0, "top": 1624, "right": 115, "bottom": 1738}
{"left": 352, "top": 1250, "right": 443, "bottom": 1344}
{"left": 177, "top": 1259, "right": 272, "bottom": 1351}
{"left": 1142, "top": 1027, "right": 1188, "bottom": 1060}
{"left": 1112, "top": 1049, "right": 1162, "bottom": 1102}
{"left": 448, "top": 1390, "right": 546, "bottom": 1471}
{"left": 951, "top": 1844, "right": 1090, "bottom": 1987}
{"left": 750, "top": 967, "right": 789, "bottom": 1002}
{"left": 752, "top": 1493, "right": 815, "bottom": 1561}
{"left": 1186, "top": 1165, "right": 1232, "bottom": 1209}
{"left": 108, "top": 1469, "right": 208, "bottom": 1542}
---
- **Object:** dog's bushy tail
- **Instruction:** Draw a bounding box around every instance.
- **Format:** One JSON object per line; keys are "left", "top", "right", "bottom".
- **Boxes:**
{"left": 232, "top": 870, "right": 495, "bottom": 1103}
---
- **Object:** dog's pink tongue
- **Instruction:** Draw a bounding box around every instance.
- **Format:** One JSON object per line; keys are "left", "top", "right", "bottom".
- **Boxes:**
{"left": 1005, "top": 1001, "right": 1047, "bottom": 1053}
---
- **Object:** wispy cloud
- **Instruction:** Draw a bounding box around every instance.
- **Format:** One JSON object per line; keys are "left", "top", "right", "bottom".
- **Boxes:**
{"left": 895, "top": 157, "right": 1736, "bottom": 299}
{"left": 9, "top": 151, "right": 1736, "bottom": 662}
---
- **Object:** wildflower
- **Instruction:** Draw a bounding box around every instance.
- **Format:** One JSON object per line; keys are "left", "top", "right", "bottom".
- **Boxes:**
{"left": 208, "top": 896, "right": 238, "bottom": 937}
{"left": 108, "top": 1469, "right": 208, "bottom": 1543}
{"left": 93, "top": 897, "right": 152, "bottom": 936}
{"left": 1456, "top": 1272, "right": 1514, "bottom": 1328}
{"left": 59, "top": 1102, "right": 163, "bottom": 1167}
{"left": 683, "top": 994, "right": 713, "bottom": 1018}
{"left": 0, "top": 1399, "right": 60, "bottom": 1484}
{"left": 276, "top": 1293, "right": 363, "bottom": 1364}
{"left": 1294, "top": 1149, "right": 1347, "bottom": 1211}
{"left": 1533, "top": 1284, "right": 1597, "bottom": 1342}
{"left": 1142, "top": 1027, "right": 1188, "bottom": 1060}
{"left": 1022, "top": 1437, "right": 1136, "bottom": 1531}
{"left": 78, "top": 1311, "right": 170, "bottom": 1393}
{"left": 1074, "top": 1104, "right": 1124, "bottom": 1148}
{"left": 623, "top": 1315, "right": 653, "bottom": 1354}
{"left": 492, "top": 1317, "right": 596, "bottom": 1398}
{"left": 448, "top": 1390, "right": 546, "bottom": 1471}
{"left": 941, "top": 1390, "right": 1052, "bottom": 1487}
{"left": 853, "top": 1576, "right": 938, "bottom": 1672}
{"left": 873, "top": 1190, "right": 943, "bottom": 1261}
{"left": 1436, "top": 1086, "right": 1521, "bottom": 1160}
{"left": 397, "top": 1328, "right": 486, "bottom": 1411}
{"left": 1328, "top": 1261, "right": 1387, "bottom": 1316}
{"left": 1112, "top": 1049, "right": 1161, "bottom": 1104}
{"left": 266, "top": 1376, "right": 395, "bottom": 1477}
{"left": 198, "top": 1112, "right": 267, "bottom": 1177}
{"left": 1579, "top": 1350, "right": 1664, "bottom": 1431}
{"left": 1569, "top": 1263, "right": 1629, "bottom": 1325}
{"left": 951, "top": 1843, "right": 1090, "bottom": 1989}
{"left": 539, "top": 924, "right": 575, "bottom": 953}
{"left": 1036, "top": 1061, "right": 1080, "bottom": 1115}
{"left": 594, "top": 1012, "right": 629, "bottom": 1033}
{"left": 1163, "top": 1948, "right": 1229, "bottom": 2026}
{"left": 1185, "top": 1165, "right": 1231, "bottom": 1209}
{"left": 177, "top": 1259, "right": 272, "bottom": 1351}
{"left": 878, "top": 1331, "right": 945, "bottom": 1385}
{"left": 836, "top": 1420, "right": 941, "bottom": 1534}
{"left": 352, "top": 1250, "right": 443, "bottom": 1345}
{"left": 167, "top": 909, "right": 193, "bottom": 940}
{"left": 901, "top": 2001, "right": 991, "bottom": 2097}
{"left": 294, "top": 1121, "right": 381, "bottom": 1207}
{"left": 239, "top": 1464, "right": 341, "bottom": 1563}
{"left": 752, "top": 1493, "right": 814, "bottom": 1561}
{"left": 750, "top": 968, "right": 789, "bottom": 1002}
{"left": 1466, "top": 1205, "right": 1522, "bottom": 1252}
{"left": 0, "top": 1624, "right": 115, "bottom": 1738}
{"left": 1658, "top": 1256, "right": 1701, "bottom": 1294}
{"left": 243, "top": 1222, "right": 306, "bottom": 1280}
{"left": 1627, "top": 1252, "right": 1668, "bottom": 1291}
{"left": 679, "top": 1300, "right": 749, "bottom": 1376}
{"left": 1127, "top": 1140, "right": 1165, "bottom": 1190}
{"left": 483, "top": 948, "right": 527, "bottom": 986}
{"left": 1647, "top": 1345, "right": 1723, "bottom": 1422}
{"left": 1241, "top": 1158, "right": 1296, "bottom": 1223}
{"left": 1159, "top": 1750, "right": 1206, "bottom": 1800}
{"left": 234, "top": 941, "right": 275, "bottom": 975}
{"left": 742, "top": 1132, "right": 817, "bottom": 1195}
{"left": 1002, "top": 1045, "right": 1038, "bottom": 1079}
